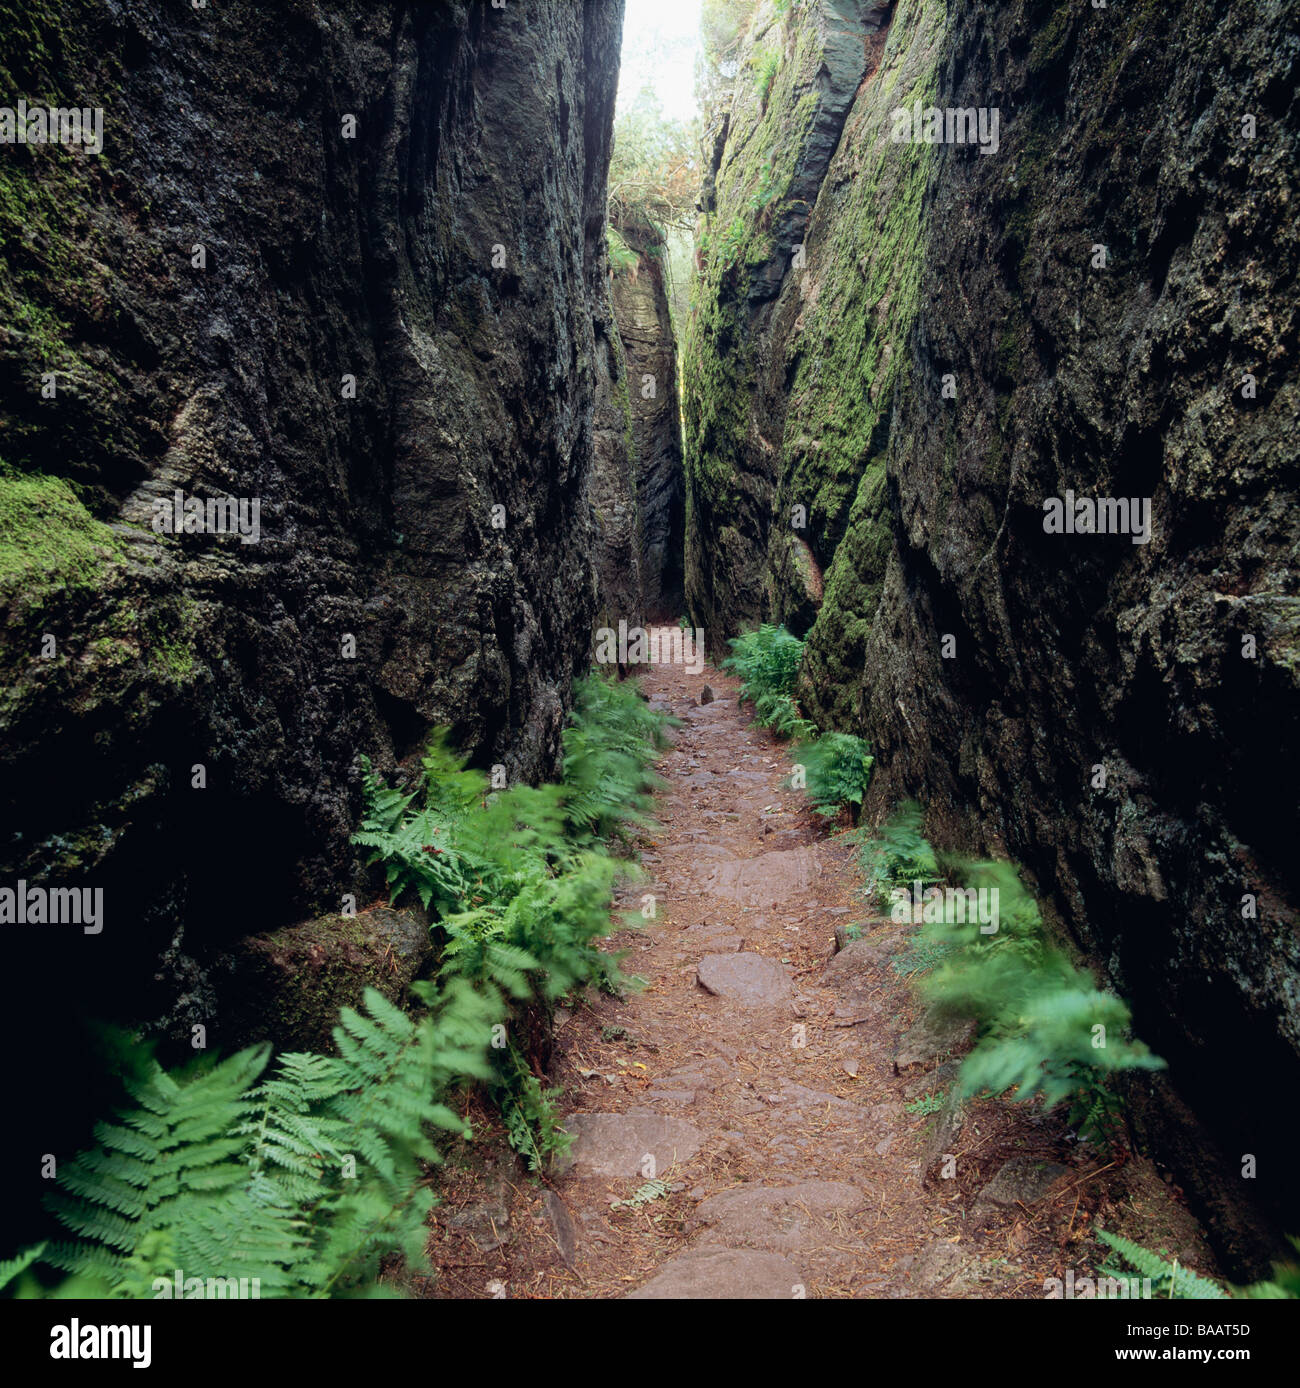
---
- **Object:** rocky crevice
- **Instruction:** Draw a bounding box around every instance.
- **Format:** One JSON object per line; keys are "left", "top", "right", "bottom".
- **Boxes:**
{"left": 610, "top": 217, "right": 685, "bottom": 619}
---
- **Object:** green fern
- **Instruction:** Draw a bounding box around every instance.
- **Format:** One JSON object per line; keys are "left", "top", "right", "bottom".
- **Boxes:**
{"left": 861, "top": 806, "right": 1162, "bottom": 1146}
{"left": 1238, "top": 1237, "right": 1300, "bottom": 1298}
{"left": 351, "top": 670, "right": 668, "bottom": 1175}
{"left": 352, "top": 769, "right": 466, "bottom": 914}
{"left": 0, "top": 1244, "right": 47, "bottom": 1295}
{"left": 6, "top": 670, "right": 673, "bottom": 1298}
{"left": 857, "top": 801, "right": 940, "bottom": 898}
{"left": 26, "top": 987, "right": 491, "bottom": 1299}
{"left": 724, "top": 623, "right": 803, "bottom": 699}
{"left": 890, "top": 936, "right": 958, "bottom": 979}
{"left": 1095, "top": 1230, "right": 1229, "bottom": 1299}
{"left": 724, "top": 624, "right": 817, "bottom": 738}
{"left": 916, "top": 860, "right": 1164, "bottom": 1137}
{"left": 754, "top": 690, "right": 817, "bottom": 740}
{"left": 1095, "top": 1229, "right": 1300, "bottom": 1299}
{"left": 491, "top": 1042, "right": 573, "bottom": 1174}
{"left": 791, "top": 731, "right": 873, "bottom": 817}
{"left": 611, "top": 1178, "right": 668, "bottom": 1209}
{"left": 560, "top": 672, "right": 671, "bottom": 845}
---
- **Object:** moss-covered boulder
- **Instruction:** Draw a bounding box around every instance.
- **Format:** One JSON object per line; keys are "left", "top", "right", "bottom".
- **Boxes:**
{"left": 214, "top": 906, "right": 434, "bottom": 1054}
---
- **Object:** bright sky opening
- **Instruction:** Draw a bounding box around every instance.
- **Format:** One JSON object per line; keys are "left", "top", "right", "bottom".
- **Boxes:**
{"left": 617, "top": 0, "right": 703, "bottom": 124}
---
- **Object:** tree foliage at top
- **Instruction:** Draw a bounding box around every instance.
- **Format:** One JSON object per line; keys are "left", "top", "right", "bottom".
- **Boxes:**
{"left": 609, "top": 85, "right": 698, "bottom": 240}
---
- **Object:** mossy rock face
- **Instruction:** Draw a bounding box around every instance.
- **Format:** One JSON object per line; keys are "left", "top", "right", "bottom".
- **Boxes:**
{"left": 767, "top": 529, "right": 823, "bottom": 637}
{"left": 610, "top": 219, "right": 685, "bottom": 619}
{"left": 214, "top": 907, "right": 435, "bottom": 1054}
{"left": 591, "top": 277, "right": 646, "bottom": 635}
{"left": 683, "top": 0, "right": 942, "bottom": 655}
{"left": 0, "top": 0, "right": 630, "bottom": 1229}
{"left": 850, "top": 0, "right": 1300, "bottom": 1276}
{"left": 684, "top": 0, "right": 906, "bottom": 650}
{"left": 0, "top": 468, "right": 124, "bottom": 608}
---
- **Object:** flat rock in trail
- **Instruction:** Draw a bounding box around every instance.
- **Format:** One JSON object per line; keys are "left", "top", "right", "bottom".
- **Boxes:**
{"left": 910, "top": 1238, "right": 983, "bottom": 1294}
{"left": 772, "top": 1080, "right": 866, "bottom": 1119}
{"left": 682, "top": 700, "right": 733, "bottom": 722}
{"left": 821, "top": 936, "right": 897, "bottom": 1006}
{"left": 974, "top": 1157, "right": 1072, "bottom": 1212}
{"left": 704, "top": 846, "right": 819, "bottom": 906}
{"left": 681, "top": 924, "right": 744, "bottom": 953}
{"left": 893, "top": 1010, "right": 976, "bottom": 1070}
{"left": 691, "top": 1181, "right": 866, "bottom": 1253}
{"left": 653, "top": 841, "right": 736, "bottom": 863}
{"left": 625, "top": 1245, "right": 804, "bottom": 1299}
{"left": 554, "top": 1114, "right": 702, "bottom": 1179}
{"left": 697, "top": 952, "right": 793, "bottom": 1006}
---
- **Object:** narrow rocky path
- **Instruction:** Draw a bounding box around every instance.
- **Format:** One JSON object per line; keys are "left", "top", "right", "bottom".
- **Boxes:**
{"left": 544, "top": 641, "right": 941, "bottom": 1296}
{"left": 427, "top": 633, "right": 1215, "bottom": 1299}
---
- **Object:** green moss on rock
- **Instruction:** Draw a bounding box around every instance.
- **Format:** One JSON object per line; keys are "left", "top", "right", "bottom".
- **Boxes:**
{"left": 218, "top": 907, "right": 436, "bottom": 1054}
{"left": 0, "top": 465, "right": 124, "bottom": 607}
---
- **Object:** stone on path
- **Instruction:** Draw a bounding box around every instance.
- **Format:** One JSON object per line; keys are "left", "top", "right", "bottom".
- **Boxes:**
{"left": 705, "top": 846, "right": 819, "bottom": 906}
{"left": 697, "top": 952, "right": 792, "bottom": 1006}
{"left": 691, "top": 1181, "right": 865, "bottom": 1253}
{"left": 910, "top": 1237, "right": 983, "bottom": 1294}
{"left": 439, "top": 1174, "right": 512, "bottom": 1253}
{"left": 543, "top": 1190, "right": 577, "bottom": 1266}
{"left": 893, "top": 1010, "right": 976, "bottom": 1069}
{"left": 626, "top": 1245, "right": 804, "bottom": 1299}
{"left": 683, "top": 699, "right": 731, "bottom": 722}
{"left": 554, "top": 1114, "right": 702, "bottom": 1179}
{"left": 974, "top": 1156, "right": 1072, "bottom": 1212}
{"left": 821, "top": 937, "right": 897, "bottom": 1009}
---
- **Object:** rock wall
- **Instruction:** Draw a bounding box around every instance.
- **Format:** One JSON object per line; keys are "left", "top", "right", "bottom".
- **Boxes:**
{"left": 611, "top": 218, "right": 684, "bottom": 618}
{"left": 0, "top": 0, "right": 626, "bottom": 1207}
{"left": 590, "top": 273, "right": 645, "bottom": 635}
{"left": 683, "top": 0, "right": 1299, "bottom": 1275}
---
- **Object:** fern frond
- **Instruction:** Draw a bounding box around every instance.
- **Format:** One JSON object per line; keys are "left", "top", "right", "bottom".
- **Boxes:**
{"left": 1096, "top": 1230, "right": 1228, "bottom": 1299}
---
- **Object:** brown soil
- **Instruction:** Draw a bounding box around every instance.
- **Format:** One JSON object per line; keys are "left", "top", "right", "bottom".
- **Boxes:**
{"left": 426, "top": 636, "right": 1221, "bottom": 1299}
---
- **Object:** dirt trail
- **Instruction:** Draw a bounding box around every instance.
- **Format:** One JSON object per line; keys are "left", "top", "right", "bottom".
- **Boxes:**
{"left": 428, "top": 635, "right": 1216, "bottom": 1299}
{"left": 546, "top": 646, "right": 946, "bottom": 1297}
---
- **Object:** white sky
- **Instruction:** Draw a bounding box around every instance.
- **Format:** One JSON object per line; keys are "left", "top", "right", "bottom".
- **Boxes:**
{"left": 617, "top": 0, "right": 703, "bottom": 124}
